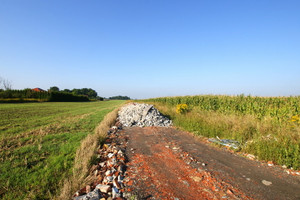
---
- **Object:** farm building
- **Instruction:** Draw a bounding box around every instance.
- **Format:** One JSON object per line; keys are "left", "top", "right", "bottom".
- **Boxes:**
{"left": 32, "top": 88, "right": 45, "bottom": 92}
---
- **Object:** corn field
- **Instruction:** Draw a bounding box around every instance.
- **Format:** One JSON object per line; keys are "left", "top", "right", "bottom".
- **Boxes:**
{"left": 145, "top": 95, "right": 300, "bottom": 123}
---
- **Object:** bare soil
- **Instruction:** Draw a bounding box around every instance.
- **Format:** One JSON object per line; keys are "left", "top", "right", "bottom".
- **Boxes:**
{"left": 119, "top": 127, "right": 300, "bottom": 200}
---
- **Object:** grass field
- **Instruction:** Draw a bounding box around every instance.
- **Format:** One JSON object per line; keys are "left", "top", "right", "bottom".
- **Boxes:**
{"left": 0, "top": 101, "right": 124, "bottom": 200}
{"left": 140, "top": 95, "right": 300, "bottom": 170}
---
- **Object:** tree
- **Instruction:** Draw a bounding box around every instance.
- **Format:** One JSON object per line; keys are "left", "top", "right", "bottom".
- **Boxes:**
{"left": 0, "top": 77, "right": 12, "bottom": 90}
{"left": 72, "top": 89, "right": 81, "bottom": 96}
{"left": 72, "top": 88, "right": 97, "bottom": 99}
{"left": 96, "top": 96, "right": 104, "bottom": 101}
{"left": 109, "top": 95, "right": 130, "bottom": 100}
{"left": 87, "top": 88, "right": 97, "bottom": 98}
{"left": 49, "top": 86, "right": 59, "bottom": 92}
{"left": 62, "top": 89, "right": 71, "bottom": 93}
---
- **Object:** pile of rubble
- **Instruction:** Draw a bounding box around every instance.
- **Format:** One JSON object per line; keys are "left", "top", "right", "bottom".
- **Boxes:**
{"left": 74, "top": 123, "right": 130, "bottom": 200}
{"left": 118, "top": 103, "right": 172, "bottom": 127}
{"left": 73, "top": 103, "right": 172, "bottom": 199}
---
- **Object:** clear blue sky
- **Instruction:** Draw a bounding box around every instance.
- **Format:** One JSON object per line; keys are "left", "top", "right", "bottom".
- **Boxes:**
{"left": 1, "top": 0, "right": 299, "bottom": 99}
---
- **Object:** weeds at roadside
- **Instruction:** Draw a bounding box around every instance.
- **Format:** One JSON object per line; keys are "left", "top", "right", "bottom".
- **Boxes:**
{"left": 139, "top": 100, "right": 300, "bottom": 170}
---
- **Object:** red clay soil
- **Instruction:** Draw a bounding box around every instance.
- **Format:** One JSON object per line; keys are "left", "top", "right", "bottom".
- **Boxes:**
{"left": 120, "top": 127, "right": 300, "bottom": 200}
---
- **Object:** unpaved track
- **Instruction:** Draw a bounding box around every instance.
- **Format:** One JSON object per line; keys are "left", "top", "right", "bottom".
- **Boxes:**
{"left": 121, "top": 127, "right": 300, "bottom": 200}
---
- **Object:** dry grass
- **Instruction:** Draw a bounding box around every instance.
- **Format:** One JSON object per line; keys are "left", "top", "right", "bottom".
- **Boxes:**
{"left": 57, "top": 107, "right": 119, "bottom": 200}
{"left": 146, "top": 102, "right": 300, "bottom": 169}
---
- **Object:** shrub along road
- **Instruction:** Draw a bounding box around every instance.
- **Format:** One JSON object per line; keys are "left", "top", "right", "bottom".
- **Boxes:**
{"left": 122, "top": 126, "right": 300, "bottom": 200}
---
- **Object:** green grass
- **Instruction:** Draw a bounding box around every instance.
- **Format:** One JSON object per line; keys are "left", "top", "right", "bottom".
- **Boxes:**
{"left": 139, "top": 95, "right": 300, "bottom": 170}
{"left": 0, "top": 101, "right": 124, "bottom": 200}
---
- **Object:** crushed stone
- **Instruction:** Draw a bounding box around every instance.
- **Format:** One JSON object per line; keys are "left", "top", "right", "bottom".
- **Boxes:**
{"left": 118, "top": 103, "right": 172, "bottom": 127}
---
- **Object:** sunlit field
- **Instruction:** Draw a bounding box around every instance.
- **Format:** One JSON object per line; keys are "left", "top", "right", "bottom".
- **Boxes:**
{"left": 0, "top": 101, "right": 124, "bottom": 199}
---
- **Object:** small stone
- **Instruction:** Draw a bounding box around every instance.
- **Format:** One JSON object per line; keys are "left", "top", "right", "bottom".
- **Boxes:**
{"left": 182, "top": 180, "right": 189, "bottom": 186}
{"left": 106, "top": 176, "right": 113, "bottom": 182}
{"left": 246, "top": 154, "right": 255, "bottom": 160}
{"left": 202, "top": 163, "right": 207, "bottom": 166}
{"left": 74, "top": 195, "right": 86, "bottom": 200}
{"left": 227, "top": 189, "right": 234, "bottom": 195}
{"left": 108, "top": 153, "right": 114, "bottom": 158}
{"left": 96, "top": 184, "right": 111, "bottom": 193}
{"left": 112, "top": 186, "right": 121, "bottom": 198}
{"left": 282, "top": 165, "right": 287, "bottom": 169}
{"left": 85, "top": 189, "right": 102, "bottom": 200}
{"left": 190, "top": 176, "right": 202, "bottom": 182}
{"left": 99, "top": 162, "right": 106, "bottom": 167}
{"left": 262, "top": 180, "right": 272, "bottom": 186}
{"left": 113, "top": 179, "right": 122, "bottom": 189}
{"left": 118, "top": 150, "right": 123, "bottom": 155}
{"left": 105, "top": 170, "right": 112, "bottom": 176}
{"left": 86, "top": 185, "right": 91, "bottom": 193}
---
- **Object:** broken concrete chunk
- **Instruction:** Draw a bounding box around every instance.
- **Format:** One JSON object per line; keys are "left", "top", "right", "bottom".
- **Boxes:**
{"left": 208, "top": 138, "right": 240, "bottom": 149}
{"left": 246, "top": 154, "right": 255, "bottom": 160}
{"left": 112, "top": 186, "right": 121, "bottom": 198}
{"left": 113, "top": 179, "right": 122, "bottom": 189}
{"left": 267, "top": 161, "right": 274, "bottom": 166}
{"left": 106, "top": 176, "right": 114, "bottom": 182}
{"left": 108, "top": 153, "right": 114, "bottom": 158}
{"left": 96, "top": 184, "right": 111, "bottom": 193}
{"left": 74, "top": 189, "right": 102, "bottom": 200}
{"left": 86, "top": 189, "right": 102, "bottom": 200}
{"left": 262, "top": 180, "right": 272, "bottom": 186}
{"left": 74, "top": 195, "right": 87, "bottom": 200}
{"left": 105, "top": 170, "right": 112, "bottom": 176}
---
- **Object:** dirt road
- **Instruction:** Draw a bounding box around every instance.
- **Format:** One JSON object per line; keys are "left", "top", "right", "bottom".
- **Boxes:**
{"left": 119, "top": 127, "right": 300, "bottom": 200}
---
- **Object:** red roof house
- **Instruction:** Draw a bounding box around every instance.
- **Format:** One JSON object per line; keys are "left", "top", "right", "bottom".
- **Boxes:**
{"left": 32, "top": 88, "right": 45, "bottom": 92}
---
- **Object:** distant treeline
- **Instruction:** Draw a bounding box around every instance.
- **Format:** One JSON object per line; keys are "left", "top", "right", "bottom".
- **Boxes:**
{"left": 109, "top": 95, "right": 130, "bottom": 100}
{"left": 0, "top": 86, "right": 130, "bottom": 103}
{"left": 0, "top": 89, "right": 89, "bottom": 102}
{"left": 49, "top": 86, "right": 98, "bottom": 99}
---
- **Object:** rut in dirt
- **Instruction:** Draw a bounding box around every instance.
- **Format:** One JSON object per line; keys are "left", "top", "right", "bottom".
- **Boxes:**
{"left": 122, "top": 126, "right": 300, "bottom": 200}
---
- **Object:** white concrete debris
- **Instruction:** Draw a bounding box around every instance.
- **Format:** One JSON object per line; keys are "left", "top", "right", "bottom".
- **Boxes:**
{"left": 262, "top": 180, "right": 272, "bottom": 186}
{"left": 118, "top": 103, "right": 172, "bottom": 127}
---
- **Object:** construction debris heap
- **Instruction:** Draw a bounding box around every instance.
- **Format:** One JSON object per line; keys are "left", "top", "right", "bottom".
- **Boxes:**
{"left": 118, "top": 103, "right": 172, "bottom": 127}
